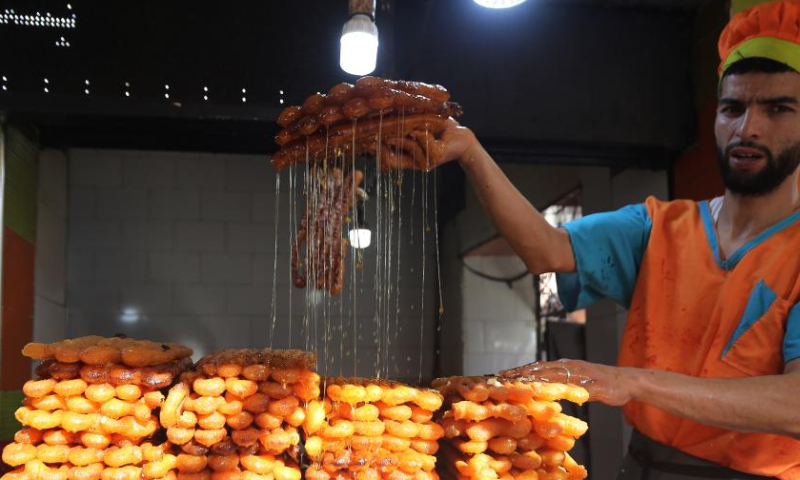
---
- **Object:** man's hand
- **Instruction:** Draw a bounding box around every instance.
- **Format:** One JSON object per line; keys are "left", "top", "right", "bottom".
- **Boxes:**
{"left": 500, "top": 359, "right": 636, "bottom": 406}
{"left": 500, "top": 358, "right": 800, "bottom": 438}
{"left": 413, "top": 119, "right": 479, "bottom": 170}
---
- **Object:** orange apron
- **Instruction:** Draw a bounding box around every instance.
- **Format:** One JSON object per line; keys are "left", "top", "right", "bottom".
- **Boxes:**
{"left": 558, "top": 197, "right": 800, "bottom": 479}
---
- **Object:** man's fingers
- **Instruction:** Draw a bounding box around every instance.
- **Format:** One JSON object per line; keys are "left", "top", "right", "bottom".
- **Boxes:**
{"left": 501, "top": 367, "right": 566, "bottom": 383}
{"left": 499, "top": 361, "right": 543, "bottom": 377}
{"left": 500, "top": 360, "right": 574, "bottom": 378}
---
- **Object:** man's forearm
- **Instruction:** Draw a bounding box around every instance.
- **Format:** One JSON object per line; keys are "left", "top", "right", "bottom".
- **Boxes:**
{"left": 629, "top": 366, "right": 800, "bottom": 438}
{"left": 459, "top": 142, "right": 574, "bottom": 273}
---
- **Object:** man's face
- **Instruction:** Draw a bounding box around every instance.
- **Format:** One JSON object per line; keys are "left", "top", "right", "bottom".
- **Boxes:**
{"left": 715, "top": 71, "right": 800, "bottom": 196}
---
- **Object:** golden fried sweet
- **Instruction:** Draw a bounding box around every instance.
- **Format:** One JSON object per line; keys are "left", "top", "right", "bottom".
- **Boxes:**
{"left": 23, "top": 336, "right": 192, "bottom": 367}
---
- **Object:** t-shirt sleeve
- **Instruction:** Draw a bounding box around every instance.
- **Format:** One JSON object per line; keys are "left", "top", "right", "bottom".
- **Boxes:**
{"left": 555, "top": 203, "right": 652, "bottom": 311}
{"left": 784, "top": 303, "right": 800, "bottom": 363}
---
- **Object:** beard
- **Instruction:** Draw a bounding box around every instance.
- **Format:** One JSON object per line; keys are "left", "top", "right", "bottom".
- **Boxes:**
{"left": 717, "top": 140, "right": 800, "bottom": 196}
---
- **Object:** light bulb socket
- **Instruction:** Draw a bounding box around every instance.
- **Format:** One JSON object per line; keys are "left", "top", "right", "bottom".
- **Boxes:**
{"left": 349, "top": 0, "right": 376, "bottom": 21}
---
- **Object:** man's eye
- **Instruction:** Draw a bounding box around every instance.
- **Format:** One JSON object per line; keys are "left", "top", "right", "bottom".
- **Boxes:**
{"left": 770, "top": 105, "right": 794, "bottom": 113}
{"left": 721, "top": 105, "right": 743, "bottom": 114}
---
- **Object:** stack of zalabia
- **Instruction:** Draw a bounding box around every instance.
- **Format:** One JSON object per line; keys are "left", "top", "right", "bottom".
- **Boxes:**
{"left": 160, "top": 348, "right": 317, "bottom": 480}
{"left": 431, "top": 377, "right": 589, "bottom": 480}
{"left": 270, "top": 76, "right": 464, "bottom": 171}
{"left": 2, "top": 335, "right": 193, "bottom": 480}
{"left": 304, "top": 377, "right": 445, "bottom": 480}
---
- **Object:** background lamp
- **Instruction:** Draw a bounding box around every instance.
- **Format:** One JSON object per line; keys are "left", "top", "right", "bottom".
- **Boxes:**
{"left": 349, "top": 226, "right": 372, "bottom": 249}
{"left": 348, "top": 195, "right": 371, "bottom": 249}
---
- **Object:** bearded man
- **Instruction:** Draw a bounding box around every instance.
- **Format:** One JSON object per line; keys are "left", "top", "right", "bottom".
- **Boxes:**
{"left": 434, "top": 1, "right": 800, "bottom": 478}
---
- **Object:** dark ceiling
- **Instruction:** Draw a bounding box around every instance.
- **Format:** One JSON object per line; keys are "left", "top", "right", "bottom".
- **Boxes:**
{"left": 0, "top": 0, "right": 709, "bottom": 165}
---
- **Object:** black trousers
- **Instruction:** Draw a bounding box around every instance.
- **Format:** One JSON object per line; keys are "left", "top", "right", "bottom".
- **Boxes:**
{"left": 615, "top": 431, "right": 774, "bottom": 480}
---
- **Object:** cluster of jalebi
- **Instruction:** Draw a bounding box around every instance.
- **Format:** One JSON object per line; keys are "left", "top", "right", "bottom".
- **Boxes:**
{"left": 162, "top": 349, "right": 319, "bottom": 480}
{"left": 304, "top": 378, "right": 445, "bottom": 480}
{"left": 432, "top": 377, "right": 589, "bottom": 480}
{"left": 291, "top": 167, "right": 364, "bottom": 296}
{"left": 3, "top": 336, "right": 194, "bottom": 480}
{"left": 271, "top": 76, "right": 463, "bottom": 171}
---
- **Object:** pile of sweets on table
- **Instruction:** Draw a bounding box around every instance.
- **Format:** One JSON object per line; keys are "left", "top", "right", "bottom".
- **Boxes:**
{"left": 163, "top": 348, "right": 319, "bottom": 480}
{"left": 3, "top": 335, "right": 193, "bottom": 480}
{"left": 303, "top": 377, "right": 445, "bottom": 480}
{"left": 2, "top": 337, "right": 593, "bottom": 480}
{"left": 432, "top": 376, "right": 589, "bottom": 480}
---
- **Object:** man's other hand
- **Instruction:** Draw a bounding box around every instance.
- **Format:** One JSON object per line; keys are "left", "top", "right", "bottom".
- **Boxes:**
{"left": 500, "top": 359, "right": 636, "bottom": 407}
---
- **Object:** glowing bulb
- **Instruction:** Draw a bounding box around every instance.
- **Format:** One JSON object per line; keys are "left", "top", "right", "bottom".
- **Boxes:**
{"left": 473, "top": 0, "right": 528, "bottom": 7}
{"left": 340, "top": 14, "right": 378, "bottom": 75}
{"left": 348, "top": 228, "right": 372, "bottom": 249}
{"left": 120, "top": 307, "right": 141, "bottom": 324}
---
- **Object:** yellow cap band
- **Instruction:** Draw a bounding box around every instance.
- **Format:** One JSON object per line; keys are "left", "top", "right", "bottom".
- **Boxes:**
{"left": 721, "top": 36, "right": 800, "bottom": 77}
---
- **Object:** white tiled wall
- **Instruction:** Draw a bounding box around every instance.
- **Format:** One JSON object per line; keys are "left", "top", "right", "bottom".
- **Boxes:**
{"left": 64, "top": 149, "right": 439, "bottom": 382}
{"left": 33, "top": 150, "right": 69, "bottom": 352}
{"left": 460, "top": 255, "right": 538, "bottom": 375}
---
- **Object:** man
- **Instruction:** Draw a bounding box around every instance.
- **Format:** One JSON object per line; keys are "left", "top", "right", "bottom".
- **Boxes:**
{"left": 433, "top": 1, "right": 800, "bottom": 478}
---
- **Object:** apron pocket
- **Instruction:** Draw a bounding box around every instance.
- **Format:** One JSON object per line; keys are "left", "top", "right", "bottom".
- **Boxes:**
{"left": 721, "top": 280, "right": 789, "bottom": 376}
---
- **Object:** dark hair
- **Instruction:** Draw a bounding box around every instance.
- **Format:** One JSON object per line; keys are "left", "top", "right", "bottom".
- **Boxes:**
{"left": 722, "top": 57, "right": 796, "bottom": 77}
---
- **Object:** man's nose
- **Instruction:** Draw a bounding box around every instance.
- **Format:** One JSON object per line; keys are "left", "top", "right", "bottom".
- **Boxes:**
{"left": 736, "top": 108, "right": 764, "bottom": 140}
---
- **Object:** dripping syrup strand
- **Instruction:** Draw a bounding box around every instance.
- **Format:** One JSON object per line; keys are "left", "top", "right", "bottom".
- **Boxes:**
{"left": 339, "top": 150, "right": 346, "bottom": 377}
{"left": 269, "top": 171, "right": 281, "bottom": 348}
{"left": 393, "top": 148, "right": 404, "bottom": 379}
{"left": 431, "top": 131, "right": 445, "bottom": 381}
{"left": 419, "top": 132, "right": 429, "bottom": 384}
{"left": 387, "top": 107, "right": 405, "bottom": 378}
{"left": 373, "top": 113, "right": 384, "bottom": 378}
{"left": 351, "top": 118, "right": 359, "bottom": 376}
{"left": 303, "top": 139, "right": 312, "bottom": 352}
{"left": 288, "top": 163, "right": 296, "bottom": 347}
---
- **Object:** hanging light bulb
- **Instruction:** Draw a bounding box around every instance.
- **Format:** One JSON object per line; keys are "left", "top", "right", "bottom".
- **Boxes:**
{"left": 340, "top": 0, "right": 378, "bottom": 76}
{"left": 349, "top": 224, "right": 372, "bottom": 249}
{"left": 348, "top": 191, "right": 372, "bottom": 249}
{"left": 473, "top": 0, "right": 528, "bottom": 8}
